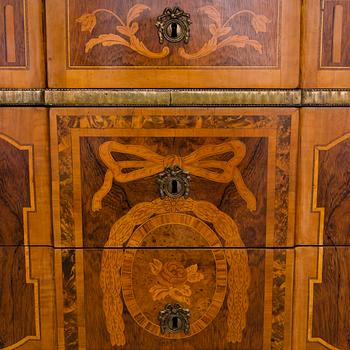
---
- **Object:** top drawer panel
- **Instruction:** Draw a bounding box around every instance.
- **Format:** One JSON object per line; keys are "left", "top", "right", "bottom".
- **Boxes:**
{"left": 46, "top": 0, "right": 300, "bottom": 88}
{"left": 0, "top": 0, "right": 45, "bottom": 87}
{"left": 302, "top": 0, "right": 350, "bottom": 87}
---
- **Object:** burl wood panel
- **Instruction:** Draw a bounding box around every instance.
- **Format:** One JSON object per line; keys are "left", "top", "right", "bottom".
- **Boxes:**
{"left": 80, "top": 136, "right": 269, "bottom": 248}
{"left": 293, "top": 247, "right": 350, "bottom": 350}
{"left": 46, "top": 0, "right": 300, "bottom": 87}
{"left": 0, "top": 108, "right": 52, "bottom": 246}
{"left": 55, "top": 248, "right": 294, "bottom": 350}
{"left": 50, "top": 108, "right": 298, "bottom": 249}
{"left": 297, "top": 108, "right": 350, "bottom": 245}
{"left": 0, "top": 0, "right": 45, "bottom": 87}
{"left": 302, "top": 0, "right": 350, "bottom": 87}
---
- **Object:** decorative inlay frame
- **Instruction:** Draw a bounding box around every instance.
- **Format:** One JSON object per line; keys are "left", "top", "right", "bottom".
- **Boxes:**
{"left": 0, "top": 134, "right": 40, "bottom": 350}
{"left": 0, "top": 0, "right": 29, "bottom": 70}
{"left": 50, "top": 108, "right": 297, "bottom": 349}
{"left": 69, "top": 1, "right": 280, "bottom": 69}
{"left": 307, "top": 133, "right": 350, "bottom": 350}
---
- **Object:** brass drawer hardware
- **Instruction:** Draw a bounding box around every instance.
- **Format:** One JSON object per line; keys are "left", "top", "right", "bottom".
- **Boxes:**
{"left": 158, "top": 166, "right": 190, "bottom": 199}
{"left": 159, "top": 304, "right": 190, "bottom": 334}
{"left": 156, "top": 7, "right": 191, "bottom": 44}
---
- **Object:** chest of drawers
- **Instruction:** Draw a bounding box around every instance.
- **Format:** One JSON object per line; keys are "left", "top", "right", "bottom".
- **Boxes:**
{"left": 0, "top": 1, "right": 350, "bottom": 349}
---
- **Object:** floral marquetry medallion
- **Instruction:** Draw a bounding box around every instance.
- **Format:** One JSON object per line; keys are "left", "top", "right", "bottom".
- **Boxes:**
{"left": 51, "top": 108, "right": 298, "bottom": 349}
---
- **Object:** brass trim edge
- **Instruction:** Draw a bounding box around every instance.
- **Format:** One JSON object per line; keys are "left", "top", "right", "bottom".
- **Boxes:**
{"left": 0, "top": 89, "right": 44, "bottom": 105}
{"left": 0, "top": 89, "right": 349, "bottom": 106}
{"left": 302, "top": 89, "right": 350, "bottom": 106}
{"left": 45, "top": 89, "right": 171, "bottom": 106}
{"left": 170, "top": 89, "right": 301, "bottom": 106}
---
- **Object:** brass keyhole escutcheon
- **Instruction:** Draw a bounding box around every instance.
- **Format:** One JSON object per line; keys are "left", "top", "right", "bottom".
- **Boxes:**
{"left": 169, "top": 316, "right": 181, "bottom": 331}
{"left": 159, "top": 304, "right": 190, "bottom": 334}
{"left": 156, "top": 7, "right": 191, "bottom": 44}
{"left": 170, "top": 23, "right": 179, "bottom": 38}
{"left": 158, "top": 166, "right": 190, "bottom": 199}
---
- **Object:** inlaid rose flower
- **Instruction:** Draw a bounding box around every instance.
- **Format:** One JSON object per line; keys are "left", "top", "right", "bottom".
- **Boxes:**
{"left": 157, "top": 261, "right": 188, "bottom": 287}
{"left": 149, "top": 259, "right": 204, "bottom": 305}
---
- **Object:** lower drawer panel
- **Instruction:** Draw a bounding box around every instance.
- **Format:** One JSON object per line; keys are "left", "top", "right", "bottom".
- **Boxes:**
{"left": 0, "top": 246, "right": 56, "bottom": 349}
{"left": 55, "top": 248, "right": 294, "bottom": 350}
{"left": 294, "top": 247, "right": 350, "bottom": 350}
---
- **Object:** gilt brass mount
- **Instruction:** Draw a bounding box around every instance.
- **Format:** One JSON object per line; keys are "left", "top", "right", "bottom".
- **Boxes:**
{"left": 156, "top": 7, "right": 191, "bottom": 44}
{"left": 158, "top": 166, "right": 190, "bottom": 199}
{"left": 159, "top": 304, "right": 190, "bottom": 334}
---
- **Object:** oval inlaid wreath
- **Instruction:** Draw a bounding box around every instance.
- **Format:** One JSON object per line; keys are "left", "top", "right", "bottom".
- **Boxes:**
{"left": 99, "top": 198, "right": 250, "bottom": 346}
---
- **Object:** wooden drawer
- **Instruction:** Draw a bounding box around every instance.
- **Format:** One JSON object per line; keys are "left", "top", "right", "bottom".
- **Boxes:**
{"left": 302, "top": 0, "right": 350, "bottom": 87}
{"left": 55, "top": 247, "right": 294, "bottom": 349}
{"left": 0, "top": 247, "right": 56, "bottom": 349}
{"left": 0, "top": 108, "right": 56, "bottom": 349}
{"left": 50, "top": 108, "right": 299, "bottom": 249}
{"left": 297, "top": 108, "right": 350, "bottom": 245}
{"left": 46, "top": 0, "right": 300, "bottom": 88}
{"left": 293, "top": 247, "right": 350, "bottom": 350}
{"left": 50, "top": 107, "right": 298, "bottom": 348}
{"left": 0, "top": 0, "right": 45, "bottom": 87}
{"left": 0, "top": 108, "right": 51, "bottom": 246}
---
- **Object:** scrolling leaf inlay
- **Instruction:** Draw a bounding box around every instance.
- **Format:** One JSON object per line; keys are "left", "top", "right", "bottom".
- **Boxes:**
{"left": 179, "top": 6, "right": 270, "bottom": 60}
{"left": 76, "top": 4, "right": 170, "bottom": 58}
{"left": 76, "top": 4, "right": 270, "bottom": 60}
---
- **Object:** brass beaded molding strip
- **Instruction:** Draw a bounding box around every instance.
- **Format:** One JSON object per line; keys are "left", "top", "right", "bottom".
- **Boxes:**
{"left": 0, "top": 89, "right": 349, "bottom": 106}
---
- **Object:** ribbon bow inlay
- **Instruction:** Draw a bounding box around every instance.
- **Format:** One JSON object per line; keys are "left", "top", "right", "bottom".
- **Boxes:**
{"left": 92, "top": 140, "right": 257, "bottom": 212}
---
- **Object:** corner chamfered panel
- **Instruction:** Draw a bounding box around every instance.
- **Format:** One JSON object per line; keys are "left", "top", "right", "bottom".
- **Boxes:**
{"left": 297, "top": 108, "right": 350, "bottom": 245}
{"left": 295, "top": 108, "right": 350, "bottom": 349}
{"left": 0, "top": 108, "right": 56, "bottom": 349}
{"left": 55, "top": 248, "right": 294, "bottom": 349}
{"left": 302, "top": 0, "right": 350, "bottom": 87}
{"left": 0, "top": 136, "right": 31, "bottom": 246}
{"left": 0, "top": 0, "right": 45, "bottom": 87}
{"left": 0, "top": 246, "right": 37, "bottom": 348}
{"left": 293, "top": 247, "right": 350, "bottom": 350}
{"left": 0, "top": 108, "right": 51, "bottom": 246}
{"left": 46, "top": 0, "right": 300, "bottom": 87}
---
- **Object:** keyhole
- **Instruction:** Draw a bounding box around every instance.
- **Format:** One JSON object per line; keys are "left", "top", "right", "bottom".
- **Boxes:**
{"left": 171, "top": 316, "right": 179, "bottom": 330}
{"left": 171, "top": 23, "right": 178, "bottom": 38}
{"left": 171, "top": 180, "right": 178, "bottom": 194}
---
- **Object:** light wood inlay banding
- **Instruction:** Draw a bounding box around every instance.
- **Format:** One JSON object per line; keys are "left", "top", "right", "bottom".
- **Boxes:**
{"left": 332, "top": 5, "right": 343, "bottom": 64}
{"left": 4, "top": 4, "right": 16, "bottom": 63}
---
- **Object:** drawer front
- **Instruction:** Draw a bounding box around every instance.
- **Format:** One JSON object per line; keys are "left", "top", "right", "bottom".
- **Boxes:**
{"left": 294, "top": 247, "right": 350, "bottom": 350}
{"left": 56, "top": 247, "right": 294, "bottom": 350}
{"left": 295, "top": 108, "right": 350, "bottom": 348}
{"left": 0, "top": 0, "right": 45, "bottom": 87}
{"left": 0, "top": 108, "right": 52, "bottom": 246}
{"left": 50, "top": 108, "right": 298, "bottom": 249}
{"left": 51, "top": 108, "right": 298, "bottom": 349}
{"left": 302, "top": 0, "right": 350, "bottom": 87}
{"left": 0, "top": 108, "right": 56, "bottom": 349}
{"left": 46, "top": 0, "right": 300, "bottom": 88}
{"left": 298, "top": 108, "right": 350, "bottom": 245}
{"left": 0, "top": 247, "right": 56, "bottom": 349}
